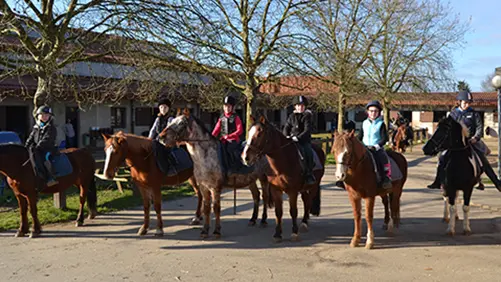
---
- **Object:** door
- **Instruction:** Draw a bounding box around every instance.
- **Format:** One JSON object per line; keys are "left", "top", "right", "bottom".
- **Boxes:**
{"left": 65, "top": 107, "right": 80, "bottom": 147}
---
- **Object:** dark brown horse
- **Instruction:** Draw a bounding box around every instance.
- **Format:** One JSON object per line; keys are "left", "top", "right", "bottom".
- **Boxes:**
{"left": 393, "top": 124, "right": 408, "bottom": 153}
{"left": 102, "top": 132, "right": 199, "bottom": 236}
{"left": 242, "top": 116, "right": 324, "bottom": 242}
{"left": 158, "top": 113, "right": 270, "bottom": 239}
{"left": 331, "top": 131, "right": 407, "bottom": 249}
{"left": 0, "top": 144, "right": 97, "bottom": 238}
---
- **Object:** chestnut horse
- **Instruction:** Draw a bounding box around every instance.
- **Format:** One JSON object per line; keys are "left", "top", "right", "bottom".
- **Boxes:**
{"left": 0, "top": 144, "right": 97, "bottom": 238}
{"left": 392, "top": 124, "right": 408, "bottom": 153}
{"left": 102, "top": 132, "right": 201, "bottom": 236}
{"left": 331, "top": 131, "right": 407, "bottom": 249}
{"left": 242, "top": 116, "right": 325, "bottom": 242}
{"left": 159, "top": 113, "right": 270, "bottom": 239}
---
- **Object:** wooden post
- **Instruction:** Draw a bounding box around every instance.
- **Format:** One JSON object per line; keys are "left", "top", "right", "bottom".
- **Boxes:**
{"left": 54, "top": 192, "right": 66, "bottom": 209}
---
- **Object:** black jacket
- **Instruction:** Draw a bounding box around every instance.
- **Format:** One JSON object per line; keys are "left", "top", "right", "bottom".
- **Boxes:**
{"left": 449, "top": 107, "right": 483, "bottom": 141}
{"left": 283, "top": 110, "right": 312, "bottom": 143}
{"left": 25, "top": 118, "right": 58, "bottom": 152}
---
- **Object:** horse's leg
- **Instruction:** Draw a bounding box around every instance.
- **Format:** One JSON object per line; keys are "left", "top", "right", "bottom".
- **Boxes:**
{"left": 75, "top": 185, "right": 86, "bottom": 227}
{"left": 188, "top": 177, "right": 203, "bottom": 225}
{"left": 248, "top": 182, "right": 260, "bottom": 226}
{"left": 463, "top": 188, "right": 473, "bottom": 235}
{"left": 381, "top": 194, "right": 390, "bottom": 230}
{"left": 259, "top": 177, "right": 268, "bottom": 227}
{"left": 200, "top": 187, "right": 212, "bottom": 238}
{"left": 137, "top": 184, "right": 150, "bottom": 236}
{"left": 152, "top": 186, "right": 164, "bottom": 237}
{"left": 212, "top": 188, "right": 222, "bottom": 238}
{"left": 14, "top": 194, "right": 29, "bottom": 237}
{"left": 300, "top": 191, "right": 310, "bottom": 232}
{"left": 442, "top": 195, "right": 450, "bottom": 223}
{"left": 27, "top": 194, "right": 42, "bottom": 238}
{"left": 349, "top": 196, "right": 362, "bottom": 248}
{"left": 288, "top": 191, "right": 299, "bottom": 241}
{"left": 272, "top": 187, "right": 283, "bottom": 242}
{"left": 365, "top": 197, "right": 376, "bottom": 249}
{"left": 446, "top": 192, "right": 457, "bottom": 236}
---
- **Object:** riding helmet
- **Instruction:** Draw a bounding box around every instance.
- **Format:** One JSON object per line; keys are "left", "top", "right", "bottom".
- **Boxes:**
{"left": 36, "top": 105, "right": 54, "bottom": 116}
{"left": 456, "top": 90, "right": 473, "bottom": 102}
{"left": 157, "top": 97, "right": 172, "bottom": 108}
{"left": 292, "top": 95, "right": 308, "bottom": 106}
{"left": 223, "top": 95, "right": 236, "bottom": 106}
{"left": 365, "top": 100, "right": 383, "bottom": 111}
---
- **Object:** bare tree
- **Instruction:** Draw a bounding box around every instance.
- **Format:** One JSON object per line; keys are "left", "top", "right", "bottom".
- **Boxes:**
{"left": 481, "top": 72, "right": 496, "bottom": 92}
{"left": 0, "top": 0, "right": 142, "bottom": 110}
{"left": 281, "top": 0, "right": 395, "bottom": 132}
{"left": 122, "top": 0, "right": 312, "bottom": 132}
{"left": 361, "top": 0, "right": 468, "bottom": 126}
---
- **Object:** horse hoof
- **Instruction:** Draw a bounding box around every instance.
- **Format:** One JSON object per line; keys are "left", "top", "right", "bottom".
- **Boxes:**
{"left": 259, "top": 221, "right": 268, "bottom": 228}
{"left": 300, "top": 223, "right": 308, "bottom": 233}
{"left": 248, "top": 220, "right": 257, "bottom": 227}
{"left": 446, "top": 230, "right": 455, "bottom": 237}
{"left": 291, "top": 233, "right": 300, "bottom": 242}
{"left": 463, "top": 230, "right": 472, "bottom": 236}
{"left": 350, "top": 239, "right": 360, "bottom": 248}
{"left": 273, "top": 236, "right": 282, "bottom": 243}
{"left": 200, "top": 232, "right": 209, "bottom": 239}
{"left": 382, "top": 224, "right": 388, "bottom": 231}
{"left": 29, "top": 231, "right": 41, "bottom": 238}
{"left": 88, "top": 210, "right": 97, "bottom": 219}
{"left": 154, "top": 229, "right": 164, "bottom": 237}
{"left": 213, "top": 232, "right": 221, "bottom": 239}
{"left": 190, "top": 218, "right": 201, "bottom": 225}
{"left": 442, "top": 218, "right": 450, "bottom": 223}
{"left": 14, "top": 231, "right": 26, "bottom": 238}
{"left": 137, "top": 227, "right": 148, "bottom": 236}
{"left": 365, "top": 243, "right": 374, "bottom": 250}
{"left": 75, "top": 221, "right": 84, "bottom": 227}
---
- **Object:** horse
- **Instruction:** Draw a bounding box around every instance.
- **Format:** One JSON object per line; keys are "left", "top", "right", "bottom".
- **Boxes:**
{"left": 392, "top": 124, "right": 408, "bottom": 153}
{"left": 158, "top": 111, "right": 270, "bottom": 239}
{"left": 102, "top": 132, "right": 202, "bottom": 236}
{"left": 0, "top": 144, "right": 97, "bottom": 238}
{"left": 422, "top": 116, "right": 482, "bottom": 236}
{"left": 242, "top": 116, "right": 324, "bottom": 242}
{"left": 331, "top": 131, "right": 407, "bottom": 249}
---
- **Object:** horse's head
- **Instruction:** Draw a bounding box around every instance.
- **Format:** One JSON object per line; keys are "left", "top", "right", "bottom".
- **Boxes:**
{"left": 242, "top": 115, "right": 272, "bottom": 166}
{"left": 159, "top": 109, "right": 191, "bottom": 147}
{"left": 398, "top": 124, "right": 407, "bottom": 140}
{"left": 331, "top": 130, "right": 362, "bottom": 181}
{"left": 102, "top": 132, "right": 128, "bottom": 179}
{"left": 422, "top": 116, "right": 467, "bottom": 156}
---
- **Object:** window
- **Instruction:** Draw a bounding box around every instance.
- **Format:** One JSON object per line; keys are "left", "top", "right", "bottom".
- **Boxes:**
{"left": 135, "top": 107, "right": 157, "bottom": 126}
{"left": 110, "top": 107, "right": 126, "bottom": 128}
{"left": 354, "top": 110, "right": 366, "bottom": 122}
{"left": 433, "top": 111, "right": 447, "bottom": 122}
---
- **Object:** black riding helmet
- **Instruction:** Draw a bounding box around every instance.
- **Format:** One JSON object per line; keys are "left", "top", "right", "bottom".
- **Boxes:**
{"left": 456, "top": 90, "right": 473, "bottom": 102}
{"left": 157, "top": 97, "right": 172, "bottom": 108}
{"left": 292, "top": 95, "right": 308, "bottom": 106}
{"left": 365, "top": 100, "right": 383, "bottom": 111}
{"left": 223, "top": 95, "right": 236, "bottom": 106}
{"left": 36, "top": 105, "right": 54, "bottom": 116}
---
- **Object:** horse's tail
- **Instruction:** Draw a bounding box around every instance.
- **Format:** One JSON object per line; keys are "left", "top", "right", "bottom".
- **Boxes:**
{"left": 310, "top": 184, "right": 321, "bottom": 216}
{"left": 266, "top": 182, "right": 275, "bottom": 209}
{"left": 87, "top": 174, "right": 97, "bottom": 212}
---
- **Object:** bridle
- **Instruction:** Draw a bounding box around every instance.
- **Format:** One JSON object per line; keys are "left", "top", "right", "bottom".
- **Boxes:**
{"left": 244, "top": 123, "right": 294, "bottom": 159}
{"left": 335, "top": 136, "right": 367, "bottom": 170}
{"left": 161, "top": 117, "right": 212, "bottom": 143}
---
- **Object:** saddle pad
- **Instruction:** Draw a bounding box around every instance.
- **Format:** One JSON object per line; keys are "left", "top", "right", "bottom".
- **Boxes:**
{"left": 469, "top": 148, "right": 483, "bottom": 179}
{"left": 313, "top": 151, "right": 323, "bottom": 171}
{"left": 51, "top": 154, "right": 73, "bottom": 178}
{"left": 164, "top": 147, "right": 193, "bottom": 177}
{"left": 367, "top": 151, "right": 403, "bottom": 181}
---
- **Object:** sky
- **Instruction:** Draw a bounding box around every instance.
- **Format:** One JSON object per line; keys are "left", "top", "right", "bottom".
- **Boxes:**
{"left": 451, "top": 0, "right": 501, "bottom": 91}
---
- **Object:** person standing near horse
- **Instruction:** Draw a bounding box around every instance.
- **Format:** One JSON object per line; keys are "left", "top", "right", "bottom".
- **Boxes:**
{"left": 26, "top": 105, "right": 59, "bottom": 188}
{"left": 358, "top": 100, "right": 392, "bottom": 191}
{"left": 283, "top": 96, "right": 316, "bottom": 185}
{"left": 427, "top": 90, "right": 501, "bottom": 190}
{"left": 211, "top": 95, "right": 246, "bottom": 175}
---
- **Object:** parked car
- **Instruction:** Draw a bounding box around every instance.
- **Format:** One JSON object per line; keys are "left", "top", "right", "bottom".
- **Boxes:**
{"left": 0, "top": 131, "right": 22, "bottom": 195}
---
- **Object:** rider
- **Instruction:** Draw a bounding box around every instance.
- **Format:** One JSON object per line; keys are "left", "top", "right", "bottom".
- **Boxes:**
{"left": 25, "top": 105, "right": 59, "bottom": 188}
{"left": 212, "top": 95, "right": 245, "bottom": 175}
{"left": 283, "top": 95, "right": 316, "bottom": 185}
{"left": 427, "top": 90, "right": 501, "bottom": 190}
{"left": 148, "top": 98, "right": 175, "bottom": 170}
{"left": 358, "top": 100, "right": 392, "bottom": 191}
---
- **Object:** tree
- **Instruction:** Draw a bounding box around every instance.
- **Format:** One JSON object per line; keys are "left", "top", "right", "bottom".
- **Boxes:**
{"left": 362, "top": 0, "right": 469, "bottom": 126}
{"left": 123, "top": 0, "right": 312, "bottom": 133}
{"left": 0, "top": 0, "right": 142, "bottom": 110}
{"left": 280, "top": 0, "right": 395, "bottom": 132}
{"left": 457, "top": 80, "right": 471, "bottom": 92}
{"left": 481, "top": 72, "right": 496, "bottom": 92}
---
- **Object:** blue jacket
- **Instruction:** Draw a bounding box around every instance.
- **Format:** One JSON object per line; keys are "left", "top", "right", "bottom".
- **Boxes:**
{"left": 358, "top": 116, "right": 388, "bottom": 148}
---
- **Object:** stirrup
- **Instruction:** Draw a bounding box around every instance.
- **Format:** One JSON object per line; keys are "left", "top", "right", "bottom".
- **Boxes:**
{"left": 46, "top": 179, "right": 59, "bottom": 187}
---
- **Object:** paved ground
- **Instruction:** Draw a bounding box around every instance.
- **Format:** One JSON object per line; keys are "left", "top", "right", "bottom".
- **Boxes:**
{"left": 2, "top": 148, "right": 501, "bottom": 282}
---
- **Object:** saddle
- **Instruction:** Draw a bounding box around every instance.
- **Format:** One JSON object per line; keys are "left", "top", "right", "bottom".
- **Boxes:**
{"left": 293, "top": 145, "right": 323, "bottom": 173}
{"left": 367, "top": 150, "right": 403, "bottom": 184}
{"left": 468, "top": 147, "right": 483, "bottom": 179}
{"left": 152, "top": 142, "right": 193, "bottom": 176}
{"left": 41, "top": 152, "right": 73, "bottom": 178}
{"left": 218, "top": 141, "right": 254, "bottom": 176}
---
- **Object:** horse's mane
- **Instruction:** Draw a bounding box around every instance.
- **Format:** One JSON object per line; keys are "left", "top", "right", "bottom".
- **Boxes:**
{"left": 0, "top": 144, "right": 28, "bottom": 155}
{"left": 188, "top": 115, "right": 217, "bottom": 141}
{"left": 116, "top": 132, "right": 152, "bottom": 152}
{"left": 441, "top": 116, "right": 469, "bottom": 138}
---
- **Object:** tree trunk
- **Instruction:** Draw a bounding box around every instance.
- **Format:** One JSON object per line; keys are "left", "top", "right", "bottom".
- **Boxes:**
{"left": 244, "top": 86, "right": 257, "bottom": 138}
{"left": 382, "top": 99, "right": 390, "bottom": 128}
{"left": 336, "top": 93, "right": 345, "bottom": 133}
{"left": 33, "top": 75, "right": 51, "bottom": 116}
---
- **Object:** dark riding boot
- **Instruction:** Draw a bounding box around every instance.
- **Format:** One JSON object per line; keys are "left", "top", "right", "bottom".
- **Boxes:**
{"left": 427, "top": 167, "right": 443, "bottom": 189}
{"left": 303, "top": 143, "right": 316, "bottom": 185}
{"left": 44, "top": 160, "right": 59, "bottom": 187}
{"left": 478, "top": 153, "right": 501, "bottom": 191}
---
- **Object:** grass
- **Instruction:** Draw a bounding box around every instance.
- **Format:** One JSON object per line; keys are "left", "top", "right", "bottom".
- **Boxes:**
{"left": 0, "top": 182, "right": 194, "bottom": 232}
{"left": 325, "top": 154, "right": 336, "bottom": 165}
